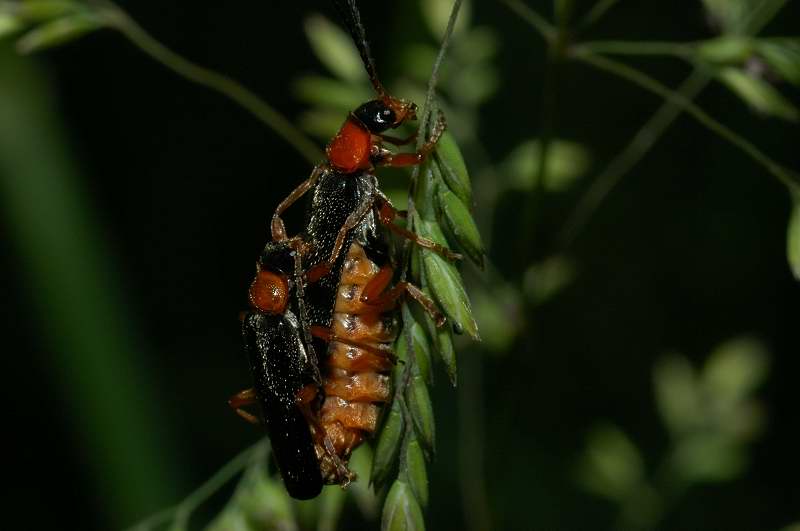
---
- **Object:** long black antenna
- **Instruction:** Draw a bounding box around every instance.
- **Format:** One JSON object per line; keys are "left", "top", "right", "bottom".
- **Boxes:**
{"left": 332, "top": 0, "right": 386, "bottom": 97}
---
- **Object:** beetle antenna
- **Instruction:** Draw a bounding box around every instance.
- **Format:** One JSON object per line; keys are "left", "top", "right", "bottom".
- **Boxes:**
{"left": 332, "top": 0, "right": 386, "bottom": 97}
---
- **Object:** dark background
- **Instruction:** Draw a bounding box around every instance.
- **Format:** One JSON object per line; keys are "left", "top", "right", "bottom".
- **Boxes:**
{"left": 1, "top": 1, "right": 798, "bottom": 529}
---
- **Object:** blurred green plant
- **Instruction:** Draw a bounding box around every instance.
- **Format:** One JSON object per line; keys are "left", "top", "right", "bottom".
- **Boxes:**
{"left": 0, "top": 0, "right": 322, "bottom": 163}
{"left": 576, "top": 337, "right": 770, "bottom": 530}
{"left": 0, "top": 34, "right": 187, "bottom": 530}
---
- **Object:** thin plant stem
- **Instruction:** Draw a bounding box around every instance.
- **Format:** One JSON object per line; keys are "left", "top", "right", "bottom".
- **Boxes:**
{"left": 559, "top": 68, "right": 712, "bottom": 246}
{"left": 558, "top": 0, "right": 791, "bottom": 245}
{"left": 579, "top": 0, "right": 622, "bottom": 29}
{"left": 579, "top": 40, "right": 693, "bottom": 59}
{"left": 409, "top": 0, "right": 463, "bottom": 221}
{"left": 126, "top": 440, "right": 267, "bottom": 531}
{"left": 95, "top": 3, "right": 322, "bottom": 164}
{"left": 521, "top": 43, "right": 560, "bottom": 259}
{"left": 500, "top": 0, "right": 556, "bottom": 44}
{"left": 572, "top": 49, "right": 800, "bottom": 190}
{"left": 418, "top": 0, "right": 464, "bottom": 147}
{"left": 506, "top": 0, "right": 790, "bottom": 245}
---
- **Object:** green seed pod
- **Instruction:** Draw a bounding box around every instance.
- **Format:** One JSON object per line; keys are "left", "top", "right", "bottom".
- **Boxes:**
{"left": 16, "top": 12, "right": 104, "bottom": 54}
{"left": 415, "top": 265, "right": 458, "bottom": 385}
{"left": 381, "top": 480, "right": 425, "bottom": 531}
{"left": 434, "top": 131, "right": 472, "bottom": 205}
{"left": 422, "top": 251, "right": 479, "bottom": 340}
{"left": 402, "top": 305, "right": 434, "bottom": 385}
{"left": 437, "top": 183, "right": 485, "bottom": 268}
{"left": 413, "top": 216, "right": 479, "bottom": 340}
{"left": 371, "top": 400, "right": 405, "bottom": 489}
{"left": 406, "top": 374, "right": 435, "bottom": 452}
{"left": 402, "top": 433, "right": 430, "bottom": 508}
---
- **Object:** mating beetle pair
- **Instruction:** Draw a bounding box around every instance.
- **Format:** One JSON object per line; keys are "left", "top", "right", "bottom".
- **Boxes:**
{"left": 228, "top": 0, "right": 459, "bottom": 499}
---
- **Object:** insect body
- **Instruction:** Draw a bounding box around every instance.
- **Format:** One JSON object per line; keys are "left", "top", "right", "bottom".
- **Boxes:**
{"left": 229, "top": 241, "right": 323, "bottom": 499}
{"left": 263, "top": 0, "right": 455, "bottom": 486}
{"left": 231, "top": 0, "right": 457, "bottom": 496}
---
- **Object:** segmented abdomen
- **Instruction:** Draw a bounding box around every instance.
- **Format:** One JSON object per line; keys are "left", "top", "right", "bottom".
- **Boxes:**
{"left": 317, "top": 242, "right": 395, "bottom": 482}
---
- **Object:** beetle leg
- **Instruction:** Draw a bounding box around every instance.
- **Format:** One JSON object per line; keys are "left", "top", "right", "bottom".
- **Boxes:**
{"left": 358, "top": 266, "right": 446, "bottom": 326}
{"left": 306, "top": 194, "right": 376, "bottom": 283}
{"left": 228, "top": 388, "right": 261, "bottom": 425}
{"left": 376, "top": 199, "right": 462, "bottom": 261}
{"left": 272, "top": 165, "right": 325, "bottom": 241}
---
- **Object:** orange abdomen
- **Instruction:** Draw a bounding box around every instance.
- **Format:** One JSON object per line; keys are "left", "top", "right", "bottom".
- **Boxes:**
{"left": 316, "top": 243, "right": 395, "bottom": 479}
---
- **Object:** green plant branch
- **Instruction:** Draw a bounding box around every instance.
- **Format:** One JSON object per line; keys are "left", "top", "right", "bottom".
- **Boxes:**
{"left": 95, "top": 2, "right": 322, "bottom": 164}
{"left": 559, "top": 68, "right": 712, "bottom": 246}
{"left": 126, "top": 440, "right": 266, "bottom": 531}
{"left": 500, "top": 0, "right": 556, "bottom": 44}
{"left": 409, "top": 0, "right": 463, "bottom": 224}
{"left": 579, "top": 0, "right": 622, "bottom": 30}
{"left": 579, "top": 40, "right": 693, "bottom": 59}
{"left": 572, "top": 49, "right": 800, "bottom": 191}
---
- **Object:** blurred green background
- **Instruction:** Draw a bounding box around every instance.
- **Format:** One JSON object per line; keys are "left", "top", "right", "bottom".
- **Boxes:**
{"left": 1, "top": 0, "right": 798, "bottom": 529}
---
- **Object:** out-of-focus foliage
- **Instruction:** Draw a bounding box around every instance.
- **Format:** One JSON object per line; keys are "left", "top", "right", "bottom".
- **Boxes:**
{"left": 577, "top": 337, "right": 770, "bottom": 530}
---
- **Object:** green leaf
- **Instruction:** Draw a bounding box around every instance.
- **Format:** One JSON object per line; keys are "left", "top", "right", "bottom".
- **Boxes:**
{"left": 717, "top": 67, "right": 799, "bottom": 122}
{"left": 522, "top": 255, "right": 576, "bottom": 305}
{"left": 452, "top": 26, "right": 499, "bottom": 65}
{"left": 16, "top": 12, "right": 104, "bottom": 54}
{"left": 433, "top": 131, "right": 472, "bottom": 205}
{"left": 381, "top": 480, "right": 425, "bottom": 531}
{"left": 577, "top": 424, "right": 645, "bottom": 501}
{"left": 756, "top": 38, "right": 800, "bottom": 86}
{"left": 788, "top": 193, "right": 800, "bottom": 280}
{"left": 420, "top": 0, "right": 470, "bottom": 40}
{"left": 401, "top": 433, "right": 429, "bottom": 507}
{"left": 470, "top": 280, "right": 521, "bottom": 353}
{"left": 298, "top": 108, "right": 346, "bottom": 139}
{"left": 502, "top": 139, "right": 591, "bottom": 192}
{"left": 437, "top": 184, "right": 485, "bottom": 268}
{"left": 447, "top": 62, "right": 499, "bottom": 105}
{"left": 406, "top": 374, "right": 435, "bottom": 452}
{"left": 672, "top": 433, "right": 745, "bottom": 483}
{"left": 701, "top": 0, "right": 753, "bottom": 34}
{"left": 0, "top": 13, "right": 22, "bottom": 38}
{"left": 292, "top": 75, "right": 371, "bottom": 111}
{"left": 9, "top": 1, "right": 83, "bottom": 22}
{"left": 703, "top": 336, "right": 769, "bottom": 405}
{"left": 235, "top": 470, "right": 296, "bottom": 530}
{"left": 696, "top": 36, "right": 753, "bottom": 65}
{"left": 304, "top": 14, "right": 366, "bottom": 83}
{"left": 653, "top": 354, "right": 701, "bottom": 436}
{"left": 371, "top": 400, "right": 405, "bottom": 489}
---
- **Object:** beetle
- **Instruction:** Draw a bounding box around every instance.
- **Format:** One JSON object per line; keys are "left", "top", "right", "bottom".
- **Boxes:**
{"left": 228, "top": 240, "right": 324, "bottom": 499}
